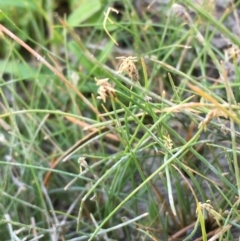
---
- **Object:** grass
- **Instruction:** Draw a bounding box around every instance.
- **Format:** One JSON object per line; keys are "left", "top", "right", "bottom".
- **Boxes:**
{"left": 0, "top": 0, "right": 240, "bottom": 240}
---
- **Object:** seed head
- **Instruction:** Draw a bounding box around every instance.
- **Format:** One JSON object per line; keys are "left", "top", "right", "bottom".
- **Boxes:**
{"left": 95, "top": 78, "right": 116, "bottom": 103}
{"left": 116, "top": 56, "right": 139, "bottom": 82}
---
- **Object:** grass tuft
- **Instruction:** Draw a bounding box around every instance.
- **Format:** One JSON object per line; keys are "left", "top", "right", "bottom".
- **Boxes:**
{"left": 0, "top": 1, "right": 240, "bottom": 240}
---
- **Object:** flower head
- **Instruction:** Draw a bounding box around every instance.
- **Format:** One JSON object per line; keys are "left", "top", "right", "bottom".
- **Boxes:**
{"left": 116, "top": 56, "right": 139, "bottom": 81}
{"left": 95, "top": 78, "right": 116, "bottom": 103}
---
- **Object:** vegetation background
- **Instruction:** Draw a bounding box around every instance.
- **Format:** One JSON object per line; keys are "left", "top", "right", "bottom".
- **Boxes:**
{"left": 0, "top": 0, "right": 239, "bottom": 240}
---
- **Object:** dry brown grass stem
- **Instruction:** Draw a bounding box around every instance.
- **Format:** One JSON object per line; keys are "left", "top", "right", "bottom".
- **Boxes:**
{"left": 187, "top": 83, "right": 240, "bottom": 125}
{"left": 103, "top": 7, "right": 119, "bottom": 46}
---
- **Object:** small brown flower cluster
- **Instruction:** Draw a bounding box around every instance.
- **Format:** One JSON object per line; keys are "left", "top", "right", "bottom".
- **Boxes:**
{"left": 163, "top": 134, "right": 173, "bottom": 150}
{"left": 116, "top": 56, "right": 139, "bottom": 82}
{"left": 95, "top": 78, "right": 116, "bottom": 103}
{"left": 199, "top": 108, "right": 229, "bottom": 131}
{"left": 224, "top": 44, "right": 240, "bottom": 62}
